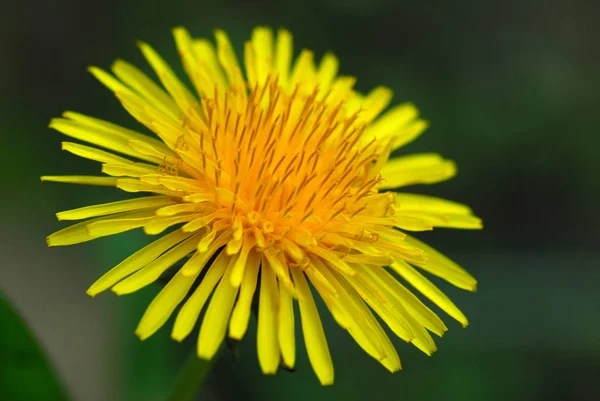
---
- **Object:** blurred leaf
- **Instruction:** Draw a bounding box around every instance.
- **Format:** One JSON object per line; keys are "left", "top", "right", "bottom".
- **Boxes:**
{"left": 0, "top": 293, "right": 70, "bottom": 401}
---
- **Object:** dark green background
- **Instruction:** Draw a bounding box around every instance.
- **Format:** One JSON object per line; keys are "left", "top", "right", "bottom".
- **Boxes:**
{"left": 1, "top": 0, "right": 598, "bottom": 400}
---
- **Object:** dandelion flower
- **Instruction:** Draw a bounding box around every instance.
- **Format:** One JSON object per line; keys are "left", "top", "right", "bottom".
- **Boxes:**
{"left": 44, "top": 27, "right": 482, "bottom": 385}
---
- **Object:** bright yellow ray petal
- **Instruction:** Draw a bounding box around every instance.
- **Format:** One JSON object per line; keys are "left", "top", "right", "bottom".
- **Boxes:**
{"left": 404, "top": 234, "right": 478, "bottom": 291}
{"left": 116, "top": 178, "right": 182, "bottom": 197}
{"left": 263, "top": 249, "right": 300, "bottom": 299}
{"left": 317, "top": 52, "right": 339, "bottom": 92}
{"left": 171, "top": 250, "right": 229, "bottom": 341}
{"left": 49, "top": 118, "right": 161, "bottom": 164}
{"left": 390, "top": 120, "right": 429, "bottom": 152}
{"left": 46, "top": 209, "right": 155, "bottom": 247}
{"left": 88, "top": 66, "right": 136, "bottom": 97}
{"left": 173, "top": 26, "right": 213, "bottom": 99}
{"left": 229, "top": 235, "right": 256, "bottom": 287}
{"left": 364, "top": 265, "right": 447, "bottom": 336}
{"left": 274, "top": 28, "right": 293, "bottom": 88}
{"left": 86, "top": 229, "right": 193, "bottom": 296}
{"left": 101, "top": 163, "right": 158, "bottom": 178}
{"left": 41, "top": 176, "right": 118, "bottom": 187}
{"left": 289, "top": 50, "right": 316, "bottom": 91}
{"left": 257, "top": 255, "right": 280, "bottom": 374}
{"left": 86, "top": 210, "right": 157, "bottom": 238}
{"left": 197, "top": 260, "right": 239, "bottom": 360}
{"left": 250, "top": 26, "right": 274, "bottom": 85}
{"left": 395, "top": 193, "right": 473, "bottom": 215}
{"left": 135, "top": 250, "right": 213, "bottom": 340}
{"left": 137, "top": 41, "right": 196, "bottom": 117}
{"left": 215, "top": 29, "right": 245, "bottom": 93}
{"left": 360, "top": 86, "right": 393, "bottom": 122}
{"left": 315, "top": 264, "right": 386, "bottom": 364}
{"left": 391, "top": 261, "right": 469, "bottom": 327}
{"left": 61, "top": 142, "right": 132, "bottom": 165}
{"left": 379, "top": 153, "right": 456, "bottom": 189}
{"left": 144, "top": 215, "right": 196, "bottom": 235}
{"left": 362, "top": 102, "right": 418, "bottom": 141}
{"left": 155, "top": 203, "right": 196, "bottom": 217}
{"left": 111, "top": 233, "right": 201, "bottom": 295}
{"left": 291, "top": 268, "right": 334, "bottom": 386}
{"left": 332, "top": 266, "right": 402, "bottom": 372}
{"left": 278, "top": 280, "right": 296, "bottom": 369}
{"left": 191, "top": 38, "right": 227, "bottom": 88}
{"left": 62, "top": 111, "right": 172, "bottom": 154}
{"left": 57, "top": 196, "right": 173, "bottom": 221}
{"left": 229, "top": 250, "right": 261, "bottom": 340}
{"left": 344, "top": 264, "right": 415, "bottom": 344}
{"left": 352, "top": 264, "right": 436, "bottom": 355}
{"left": 111, "top": 59, "right": 181, "bottom": 120}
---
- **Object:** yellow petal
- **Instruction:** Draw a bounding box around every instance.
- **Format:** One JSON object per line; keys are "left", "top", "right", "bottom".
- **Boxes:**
{"left": 289, "top": 50, "right": 315, "bottom": 90}
{"left": 214, "top": 30, "right": 245, "bottom": 93}
{"left": 57, "top": 196, "right": 173, "bottom": 221}
{"left": 49, "top": 117, "right": 160, "bottom": 164}
{"left": 360, "top": 86, "right": 393, "bottom": 122}
{"left": 181, "top": 213, "right": 219, "bottom": 233}
{"left": 404, "top": 234, "right": 477, "bottom": 291}
{"left": 137, "top": 41, "right": 196, "bottom": 118}
{"left": 61, "top": 142, "right": 132, "bottom": 165}
{"left": 86, "top": 210, "right": 157, "bottom": 237}
{"left": 308, "top": 246, "right": 355, "bottom": 276}
{"left": 46, "top": 215, "right": 109, "bottom": 247}
{"left": 171, "top": 250, "right": 229, "bottom": 341}
{"left": 111, "top": 233, "right": 201, "bottom": 295}
{"left": 316, "top": 265, "right": 388, "bottom": 366}
{"left": 363, "top": 103, "right": 420, "bottom": 144}
{"left": 47, "top": 209, "right": 154, "bottom": 247}
{"left": 364, "top": 265, "right": 447, "bottom": 337}
{"left": 250, "top": 26, "right": 274, "bottom": 85}
{"left": 229, "top": 235, "right": 255, "bottom": 287}
{"left": 41, "top": 175, "right": 117, "bottom": 187}
{"left": 290, "top": 268, "right": 334, "bottom": 386}
{"left": 155, "top": 203, "right": 196, "bottom": 217}
{"left": 379, "top": 153, "right": 456, "bottom": 189}
{"left": 391, "top": 120, "right": 429, "bottom": 151}
{"left": 116, "top": 179, "right": 182, "bottom": 197}
{"left": 391, "top": 261, "right": 469, "bottom": 327}
{"left": 135, "top": 251, "right": 211, "bottom": 340}
{"left": 182, "top": 231, "right": 229, "bottom": 277}
{"left": 263, "top": 249, "right": 300, "bottom": 299}
{"left": 317, "top": 52, "right": 339, "bottom": 92}
{"left": 88, "top": 66, "right": 135, "bottom": 96}
{"left": 352, "top": 264, "right": 436, "bottom": 355}
{"left": 333, "top": 267, "right": 401, "bottom": 372}
{"left": 257, "top": 255, "right": 280, "bottom": 374}
{"left": 111, "top": 59, "right": 181, "bottom": 120}
{"left": 274, "top": 28, "right": 293, "bottom": 88}
{"left": 101, "top": 163, "right": 157, "bottom": 178}
{"left": 62, "top": 111, "right": 171, "bottom": 154}
{"left": 344, "top": 265, "right": 414, "bottom": 343}
{"left": 229, "top": 251, "right": 261, "bottom": 340}
{"left": 395, "top": 193, "right": 473, "bottom": 215}
{"left": 86, "top": 229, "right": 193, "bottom": 296}
{"left": 191, "top": 38, "right": 227, "bottom": 88}
{"left": 197, "top": 260, "right": 239, "bottom": 359}
{"left": 278, "top": 282, "right": 296, "bottom": 369}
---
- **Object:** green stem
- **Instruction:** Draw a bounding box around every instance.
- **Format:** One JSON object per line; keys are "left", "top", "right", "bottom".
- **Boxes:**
{"left": 168, "top": 350, "right": 217, "bottom": 401}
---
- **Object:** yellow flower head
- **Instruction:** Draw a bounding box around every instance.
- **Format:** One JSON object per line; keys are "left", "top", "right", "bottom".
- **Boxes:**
{"left": 44, "top": 26, "right": 482, "bottom": 385}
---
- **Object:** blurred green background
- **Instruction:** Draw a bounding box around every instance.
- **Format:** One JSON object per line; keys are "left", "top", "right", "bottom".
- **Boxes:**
{"left": 1, "top": 0, "right": 599, "bottom": 400}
